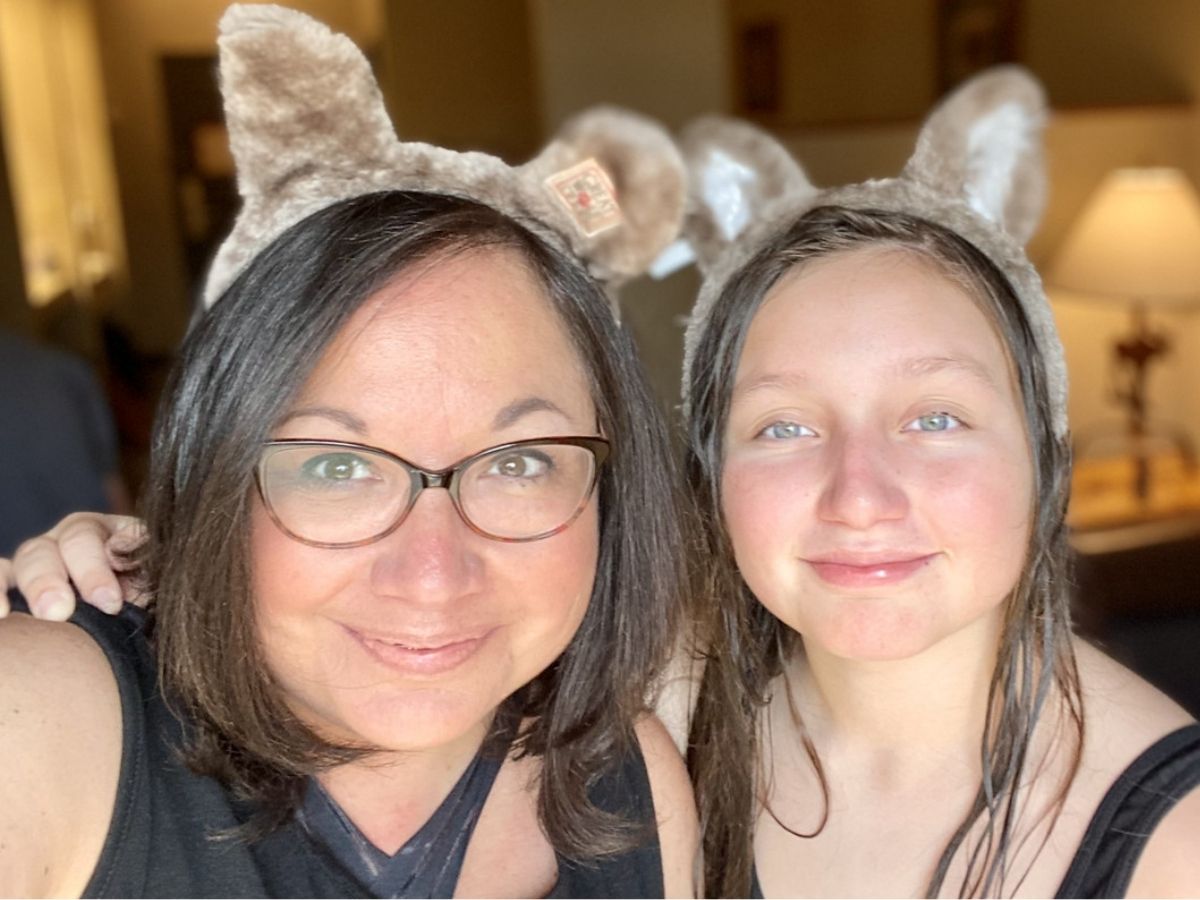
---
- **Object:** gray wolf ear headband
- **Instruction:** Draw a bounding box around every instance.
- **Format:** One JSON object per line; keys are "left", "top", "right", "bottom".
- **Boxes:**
{"left": 204, "top": 4, "right": 687, "bottom": 314}
{"left": 666, "top": 66, "right": 1069, "bottom": 439}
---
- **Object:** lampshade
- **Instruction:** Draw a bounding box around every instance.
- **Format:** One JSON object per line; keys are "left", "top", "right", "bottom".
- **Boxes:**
{"left": 1049, "top": 167, "right": 1200, "bottom": 308}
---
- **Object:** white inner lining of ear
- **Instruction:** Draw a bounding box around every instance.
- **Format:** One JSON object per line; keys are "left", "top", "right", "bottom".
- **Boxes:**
{"left": 703, "top": 149, "right": 758, "bottom": 242}
{"left": 963, "top": 101, "right": 1032, "bottom": 227}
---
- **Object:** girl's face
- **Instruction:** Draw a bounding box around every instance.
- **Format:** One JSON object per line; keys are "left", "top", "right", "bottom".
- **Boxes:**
{"left": 721, "top": 247, "right": 1034, "bottom": 662}
{"left": 251, "top": 248, "right": 599, "bottom": 755}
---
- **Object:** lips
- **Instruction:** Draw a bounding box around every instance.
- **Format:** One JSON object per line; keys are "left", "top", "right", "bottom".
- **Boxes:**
{"left": 804, "top": 552, "right": 937, "bottom": 589}
{"left": 344, "top": 625, "right": 493, "bottom": 676}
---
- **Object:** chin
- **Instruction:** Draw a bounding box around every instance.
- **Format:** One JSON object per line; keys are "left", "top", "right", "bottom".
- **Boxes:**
{"left": 792, "top": 597, "right": 948, "bottom": 663}
{"left": 325, "top": 686, "right": 502, "bottom": 752}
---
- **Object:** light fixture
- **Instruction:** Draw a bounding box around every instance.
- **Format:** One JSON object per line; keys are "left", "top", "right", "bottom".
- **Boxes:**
{"left": 1049, "top": 167, "right": 1200, "bottom": 501}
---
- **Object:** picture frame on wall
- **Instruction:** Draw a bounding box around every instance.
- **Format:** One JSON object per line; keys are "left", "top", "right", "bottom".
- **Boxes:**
{"left": 937, "top": 0, "right": 1020, "bottom": 92}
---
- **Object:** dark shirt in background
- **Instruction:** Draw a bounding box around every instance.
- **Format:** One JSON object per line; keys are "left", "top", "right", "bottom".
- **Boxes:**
{"left": 0, "top": 328, "right": 121, "bottom": 556}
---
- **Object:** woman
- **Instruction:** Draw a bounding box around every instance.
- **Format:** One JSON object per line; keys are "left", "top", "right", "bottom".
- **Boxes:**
{"left": 676, "top": 68, "right": 1200, "bottom": 897}
{"left": 0, "top": 6, "right": 697, "bottom": 897}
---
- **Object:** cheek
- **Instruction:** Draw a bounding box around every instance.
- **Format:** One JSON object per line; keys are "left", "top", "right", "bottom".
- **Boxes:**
{"left": 919, "top": 444, "right": 1033, "bottom": 584}
{"left": 250, "top": 502, "right": 342, "bottom": 618}
{"left": 721, "top": 456, "right": 817, "bottom": 584}
{"left": 502, "top": 503, "right": 599, "bottom": 655}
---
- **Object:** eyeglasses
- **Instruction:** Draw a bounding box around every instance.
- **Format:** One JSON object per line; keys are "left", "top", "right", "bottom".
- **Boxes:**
{"left": 255, "top": 436, "right": 610, "bottom": 547}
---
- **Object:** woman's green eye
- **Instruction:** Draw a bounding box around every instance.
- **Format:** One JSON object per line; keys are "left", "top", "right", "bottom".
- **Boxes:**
{"left": 301, "top": 453, "right": 375, "bottom": 481}
{"left": 488, "top": 451, "right": 552, "bottom": 479}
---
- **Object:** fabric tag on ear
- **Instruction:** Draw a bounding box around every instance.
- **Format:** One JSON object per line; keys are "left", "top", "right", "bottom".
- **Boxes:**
{"left": 544, "top": 158, "right": 623, "bottom": 237}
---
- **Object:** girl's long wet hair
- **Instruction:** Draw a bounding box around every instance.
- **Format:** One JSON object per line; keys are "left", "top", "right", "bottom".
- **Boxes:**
{"left": 137, "top": 191, "right": 689, "bottom": 857}
{"left": 686, "top": 206, "right": 1083, "bottom": 897}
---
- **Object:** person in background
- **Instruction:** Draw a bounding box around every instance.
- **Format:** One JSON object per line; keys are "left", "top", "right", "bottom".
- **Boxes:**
{"left": 0, "top": 326, "right": 129, "bottom": 560}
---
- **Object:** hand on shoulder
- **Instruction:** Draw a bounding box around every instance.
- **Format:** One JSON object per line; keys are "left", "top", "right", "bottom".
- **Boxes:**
{"left": 0, "top": 613, "right": 123, "bottom": 896}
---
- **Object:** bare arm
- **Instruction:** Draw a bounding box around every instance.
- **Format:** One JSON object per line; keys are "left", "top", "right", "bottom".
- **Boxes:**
{"left": 1, "top": 513, "right": 145, "bottom": 620}
{"left": 635, "top": 713, "right": 701, "bottom": 898}
{"left": 0, "top": 614, "right": 122, "bottom": 896}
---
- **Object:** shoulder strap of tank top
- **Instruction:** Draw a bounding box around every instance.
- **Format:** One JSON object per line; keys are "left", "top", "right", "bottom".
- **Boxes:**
{"left": 1056, "top": 724, "right": 1200, "bottom": 898}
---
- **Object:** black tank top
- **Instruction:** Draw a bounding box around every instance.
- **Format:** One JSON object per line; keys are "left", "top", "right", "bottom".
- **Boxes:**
{"left": 1056, "top": 724, "right": 1200, "bottom": 898}
{"left": 16, "top": 593, "right": 665, "bottom": 898}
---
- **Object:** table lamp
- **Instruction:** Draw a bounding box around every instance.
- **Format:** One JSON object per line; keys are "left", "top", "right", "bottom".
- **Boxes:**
{"left": 1049, "top": 167, "right": 1200, "bottom": 501}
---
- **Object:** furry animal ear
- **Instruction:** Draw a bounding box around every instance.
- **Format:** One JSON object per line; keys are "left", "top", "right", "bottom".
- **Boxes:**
{"left": 218, "top": 4, "right": 396, "bottom": 205}
{"left": 903, "top": 66, "right": 1046, "bottom": 246}
{"left": 520, "top": 107, "right": 687, "bottom": 285}
{"left": 678, "top": 117, "right": 817, "bottom": 271}
{"left": 207, "top": 4, "right": 685, "bottom": 307}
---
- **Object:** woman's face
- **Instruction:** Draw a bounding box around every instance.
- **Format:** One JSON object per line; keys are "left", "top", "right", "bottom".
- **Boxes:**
{"left": 721, "top": 247, "right": 1034, "bottom": 662}
{"left": 251, "top": 247, "right": 599, "bottom": 753}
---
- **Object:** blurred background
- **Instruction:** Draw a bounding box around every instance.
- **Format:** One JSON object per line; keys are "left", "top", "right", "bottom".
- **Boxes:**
{"left": 0, "top": 0, "right": 1197, "bottom": 708}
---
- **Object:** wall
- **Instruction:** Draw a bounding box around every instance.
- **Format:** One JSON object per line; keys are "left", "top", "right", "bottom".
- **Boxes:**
{"left": 0, "top": 110, "right": 28, "bottom": 333}
{"left": 726, "top": 0, "right": 938, "bottom": 125}
{"left": 381, "top": 1, "right": 539, "bottom": 162}
{"left": 531, "top": 0, "right": 731, "bottom": 132}
{"left": 90, "top": 0, "right": 381, "bottom": 354}
{"left": 1023, "top": 0, "right": 1200, "bottom": 108}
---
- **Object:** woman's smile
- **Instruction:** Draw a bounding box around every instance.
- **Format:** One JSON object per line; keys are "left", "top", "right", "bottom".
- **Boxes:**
{"left": 803, "top": 551, "right": 939, "bottom": 589}
{"left": 344, "top": 623, "right": 498, "bottom": 677}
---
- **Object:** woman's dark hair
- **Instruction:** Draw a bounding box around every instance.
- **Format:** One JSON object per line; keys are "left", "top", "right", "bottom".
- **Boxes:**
{"left": 138, "top": 191, "right": 689, "bottom": 857}
{"left": 686, "top": 206, "right": 1083, "bottom": 897}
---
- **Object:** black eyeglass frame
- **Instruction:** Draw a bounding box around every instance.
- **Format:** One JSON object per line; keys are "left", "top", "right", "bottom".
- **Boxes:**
{"left": 255, "top": 436, "right": 611, "bottom": 549}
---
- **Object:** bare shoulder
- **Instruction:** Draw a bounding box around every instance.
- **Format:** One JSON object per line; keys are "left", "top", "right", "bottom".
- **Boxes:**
{"left": 1074, "top": 637, "right": 1194, "bottom": 760}
{"left": 635, "top": 713, "right": 700, "bottom": 898}
{"left": 1126, "top": 782, "right": 1200, "bottom": 897}
{"left": 0, "top": 613, "right": 122, "bottom": 896}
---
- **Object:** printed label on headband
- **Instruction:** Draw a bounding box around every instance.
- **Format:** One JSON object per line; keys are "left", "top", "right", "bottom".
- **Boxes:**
{"left": 544, "top": 158, "right": 623, "bottom": 237}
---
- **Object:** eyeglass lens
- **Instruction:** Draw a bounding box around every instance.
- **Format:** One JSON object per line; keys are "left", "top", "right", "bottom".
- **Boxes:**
{"left": 258, "top": 441, "right": 601, "bottom": 545}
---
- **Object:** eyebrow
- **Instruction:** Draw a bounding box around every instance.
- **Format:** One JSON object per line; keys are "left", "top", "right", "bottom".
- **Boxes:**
{"left": 732, "top": 370, "right": 811, "bottom": 402}
{"left": 732, "top": 355, "right": 1000, "bottom": 402}
{"left": 892, "top": 355, "right": 1000, "bottom": 391}
{"left": 277, "top": 406, "right": 368, "bottom": 434}
{"left": 492, "top": 396, "right": 572, "bottom": 430}
{"left": 280, "top": 397, "right": 575, "bottom": 436}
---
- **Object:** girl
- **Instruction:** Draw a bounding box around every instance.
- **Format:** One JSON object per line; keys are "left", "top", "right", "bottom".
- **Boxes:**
{"left": 679, "top": 68, "right": 1200, "bottom": 897}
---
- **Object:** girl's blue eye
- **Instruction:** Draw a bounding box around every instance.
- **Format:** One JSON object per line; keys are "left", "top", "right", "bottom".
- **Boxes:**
{"left": 905, "top": 412, "right": 963, "bottom": 433}
{"left": 757, "top": 421, "right": 816, "bottom": 440}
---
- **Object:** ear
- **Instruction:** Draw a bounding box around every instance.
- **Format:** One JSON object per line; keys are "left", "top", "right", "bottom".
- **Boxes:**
{"left": 519, "top": 107, "right": 687, "bottom": 284}
{"left": 218, "top": 4, "right": 397, "bottom": 203}
{"left": 677, "top": 117, "right": 816, "bottom": 271}
{"left": 207, "top": 4, "right": 403, "bottom": 306}
{"left": 903, "top": 66, "right": 1046, "bottom": 245}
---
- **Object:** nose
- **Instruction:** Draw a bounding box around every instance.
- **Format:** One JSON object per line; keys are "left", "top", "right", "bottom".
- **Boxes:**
{"left": 816, "top": 428, "right": 909, "bottom": 529}
{"left": 368, "top": 486, "right": 482, "bottom": 605}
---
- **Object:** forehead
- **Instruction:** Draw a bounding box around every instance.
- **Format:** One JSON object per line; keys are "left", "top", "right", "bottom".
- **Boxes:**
{"left": 294, "top": 247, "right": 594, "bottom": 440}
{"left": 739, "top": 246, "right": 1011, "bottom": 376}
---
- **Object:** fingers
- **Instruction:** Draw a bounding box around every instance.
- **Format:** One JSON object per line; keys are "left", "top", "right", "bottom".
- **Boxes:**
{"left": 59, "top": 515, "right": 134, "bottom": 614}
{"left": 11, "top": 535, "right": 78, "bottom": 621}
{"left": 11, "top": 512, "right": 137, "bottom": 619}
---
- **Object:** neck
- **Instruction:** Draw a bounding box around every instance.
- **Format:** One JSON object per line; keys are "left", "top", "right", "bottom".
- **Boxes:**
{"left": 316, "top": 718, "right": 492, "bottom": 854}
{"left": 785, "top": 612, "right": 1004, "bottom": 780}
